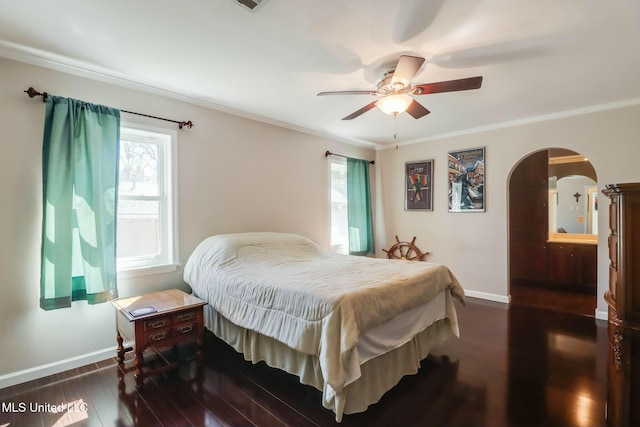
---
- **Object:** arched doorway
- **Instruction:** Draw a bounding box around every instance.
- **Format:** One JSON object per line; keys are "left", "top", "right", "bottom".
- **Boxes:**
{"left": 508, "top": 148, "right": 597, "bottom": 316}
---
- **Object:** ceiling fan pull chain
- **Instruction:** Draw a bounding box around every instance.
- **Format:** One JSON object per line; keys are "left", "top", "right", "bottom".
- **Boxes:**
{"left": 393, "top": 114, "right": 399, "bottom": 142}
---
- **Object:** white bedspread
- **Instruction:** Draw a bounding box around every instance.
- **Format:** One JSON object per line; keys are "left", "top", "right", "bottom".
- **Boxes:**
{"left": 184, "top": 232, "right": 465, "bottom": 401}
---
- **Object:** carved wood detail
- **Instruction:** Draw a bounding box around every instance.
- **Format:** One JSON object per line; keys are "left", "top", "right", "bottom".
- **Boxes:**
{"left": 612, "top": 328, "right": 624, "bottom": 371}
{"left": 602, "top": 183, "right": 640, "bottom": 427}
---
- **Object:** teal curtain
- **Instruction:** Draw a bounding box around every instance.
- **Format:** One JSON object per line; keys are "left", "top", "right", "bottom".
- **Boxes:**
{"left": 347, "top": 158, "right": 375, "bottom": 255}
{"left": 40, "top": 96, "right": 121, "bottom": 310}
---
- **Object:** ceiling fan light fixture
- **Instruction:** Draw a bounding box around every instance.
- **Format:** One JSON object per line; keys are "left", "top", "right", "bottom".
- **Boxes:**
{"left": 377, "top": 94, "right": 413, "bottom": 116}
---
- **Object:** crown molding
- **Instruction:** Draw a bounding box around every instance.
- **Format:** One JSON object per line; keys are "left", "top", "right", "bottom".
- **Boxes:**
{"left": 0, "top": 40, "right": 377, "bottom": 150}
{"left": 10, "top": 39, "right": 635, "bottom": 153}
{"left": 383, "top": 97, "right": 640, "bottom": 150}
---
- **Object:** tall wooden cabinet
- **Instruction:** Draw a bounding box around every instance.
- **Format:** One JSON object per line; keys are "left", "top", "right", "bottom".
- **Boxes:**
{"left": 509, "top": 150, "right": 597, "bottom": 292}
{"left": 602, "top": 183, "right": 640, "bottom": 427}
{"left": 509, "top": 150, "right": 550, "bottom": 284}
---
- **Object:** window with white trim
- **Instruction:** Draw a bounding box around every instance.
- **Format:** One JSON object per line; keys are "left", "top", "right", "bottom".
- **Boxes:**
{"left": 117, "top": 125, "right": 177, "bottom": 275}
{"left": 330, "top": 157, "right": 348, "bottom": 254}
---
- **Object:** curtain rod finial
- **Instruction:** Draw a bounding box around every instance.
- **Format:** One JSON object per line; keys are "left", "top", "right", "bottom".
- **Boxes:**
{"left": 24, "top": 87, "right": 48, "bottom": 102}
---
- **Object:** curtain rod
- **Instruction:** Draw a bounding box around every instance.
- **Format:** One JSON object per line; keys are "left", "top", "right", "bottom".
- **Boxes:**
{"left": 325, "top": 150, "right": 374, "bottom": 165}
{"left": 24, "top": 87, "right": 194, "bottom": 129}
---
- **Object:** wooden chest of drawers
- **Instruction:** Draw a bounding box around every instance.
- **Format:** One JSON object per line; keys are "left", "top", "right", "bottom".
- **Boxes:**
{"left": 602, "top": 183, "right": 640, "bottom": 427}
{"left": 112, "top": 288, "right": 207, "bottom": 388}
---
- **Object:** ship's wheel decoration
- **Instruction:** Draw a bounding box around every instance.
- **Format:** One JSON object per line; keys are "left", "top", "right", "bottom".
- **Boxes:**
{"left": 383, "top": 235, "right": 428, "bottom": 261}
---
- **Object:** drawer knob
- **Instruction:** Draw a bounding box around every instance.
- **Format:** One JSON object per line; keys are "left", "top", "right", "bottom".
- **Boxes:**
{"left": 149, "top": 320, "right": 167, "bottom": 329}
{"left": 177, "top": 325, "right": 193, "bottom": 334}
{"left": 177, "top": 313, "right": 194, "bottom": 322}
{"left": 149, "top": 332, "right": 167, "bottom": 342}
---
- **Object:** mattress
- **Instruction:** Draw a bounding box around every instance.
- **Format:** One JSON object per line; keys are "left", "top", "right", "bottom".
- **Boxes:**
{"left": 184, "top": 232, "right": 464, "bottom": 421}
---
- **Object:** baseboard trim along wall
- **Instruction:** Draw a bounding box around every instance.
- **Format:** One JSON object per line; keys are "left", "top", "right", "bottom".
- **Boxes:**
{"left": 0, "top": 347, "right": 116, "bottom": 390}
{"left": 466, "top": 289, "right": 609, "bottom": 321}
{"left": 595, "top": 308, "right": 608, "bottom": 321}
{"left": 464, "top": 290, "right": 511, "bottom": 304}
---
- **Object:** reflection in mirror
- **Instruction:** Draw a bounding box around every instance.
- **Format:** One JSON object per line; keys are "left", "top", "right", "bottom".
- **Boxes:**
{"left": 548, "top": 149, "right": 597, "bottom": 243}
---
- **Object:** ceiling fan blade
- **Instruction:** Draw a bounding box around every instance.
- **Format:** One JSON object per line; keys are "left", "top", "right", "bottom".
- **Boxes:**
{"left": 413, "top": 76, "right": 483, "bottom": 95}
{"left": 342, "top": 101, "right": 378, "bottom": 120}
{"left": 405, "top": 99, "right": 430, "bottom": 119}
{"left": 318, "top": 90, "right": 377, "bottom": 96}
{"left": 391, "top": 55, "right": 425, "bottom": 87}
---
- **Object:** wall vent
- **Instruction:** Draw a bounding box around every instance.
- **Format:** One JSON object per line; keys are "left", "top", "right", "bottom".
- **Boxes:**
{"left": 236, "top": 0, "right": 267, "bottom": 11}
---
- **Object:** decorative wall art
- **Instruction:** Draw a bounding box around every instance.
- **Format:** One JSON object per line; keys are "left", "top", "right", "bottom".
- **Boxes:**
{"left": 448, "top": 147, "right": 485, "bottom": 212}
{"left": 405, "top": 160, "right": 433, "bottom": 211}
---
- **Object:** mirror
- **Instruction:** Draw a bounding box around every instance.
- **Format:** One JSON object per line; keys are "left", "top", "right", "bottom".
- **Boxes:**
{"left": 548, "top": 149, "right": 597, "bottom": 243}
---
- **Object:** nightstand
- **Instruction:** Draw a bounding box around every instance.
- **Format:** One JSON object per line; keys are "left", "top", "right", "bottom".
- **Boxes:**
{"left": 111, "top": 288, "right": 207, "bottom": 388}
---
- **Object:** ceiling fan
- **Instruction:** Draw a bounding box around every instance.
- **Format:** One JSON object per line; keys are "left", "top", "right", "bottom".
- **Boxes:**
{"left": 317, "top": 55, "right": 483, "bottom": 120}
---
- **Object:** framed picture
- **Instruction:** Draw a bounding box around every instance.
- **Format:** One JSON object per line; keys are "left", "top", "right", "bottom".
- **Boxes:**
{"left": 405, "top": 160, "right": 433, "bottom": 211}
{"left": 448, "top": 147, "right": 485, "bottom": 212}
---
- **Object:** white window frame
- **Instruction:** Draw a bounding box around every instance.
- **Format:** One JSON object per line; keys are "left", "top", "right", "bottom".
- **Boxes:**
{"left": 329, "top": 157, "right": 349, "bottom": 254}
{"left": 117, "top": 123, "right": 179, "bottom": 278}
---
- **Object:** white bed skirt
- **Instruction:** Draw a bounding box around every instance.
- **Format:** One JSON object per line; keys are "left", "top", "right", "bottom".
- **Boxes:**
{"left": 203, "top": 303, "right": 455, "bottom": 422}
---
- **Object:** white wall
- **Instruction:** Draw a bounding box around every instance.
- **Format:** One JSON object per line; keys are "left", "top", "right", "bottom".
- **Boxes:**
{"left": 0, "top": 57, "right": 374, "bottom": 386}
{"left": 3, "top": 54, "right": 638, "bottom": 387}
{"left": 376, "top": 103, "right": 640, "bottom": 314}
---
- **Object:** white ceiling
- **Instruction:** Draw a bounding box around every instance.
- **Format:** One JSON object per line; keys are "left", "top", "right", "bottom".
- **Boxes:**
{"left": 2, "top": 0, "right": 640, "bottom": 148}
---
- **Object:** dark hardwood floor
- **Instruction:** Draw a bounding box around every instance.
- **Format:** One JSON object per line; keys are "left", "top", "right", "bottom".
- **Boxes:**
{"left": 510, "top": 282, "right": 597, "bottom": 318}
{"left": 0, "top": 297, "right": 608, "bottom": 427}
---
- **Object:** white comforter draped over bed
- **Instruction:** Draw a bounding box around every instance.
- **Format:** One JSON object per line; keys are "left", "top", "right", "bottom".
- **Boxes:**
{"left": 184, "top": 232, "right": 465, "bottom": 408}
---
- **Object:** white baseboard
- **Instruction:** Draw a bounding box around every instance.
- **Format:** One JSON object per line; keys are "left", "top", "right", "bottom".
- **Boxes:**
{"left": 467, "top": 289, "right": 609, "bottom": 321}
{"left": 595, "top": 308, "right": 608, "bottom": 321}
{"left": 464, "top": 290, "right": 510, "bottom": 304}
{"left": 0, "top": 347, "right": 115, "bottom": 390}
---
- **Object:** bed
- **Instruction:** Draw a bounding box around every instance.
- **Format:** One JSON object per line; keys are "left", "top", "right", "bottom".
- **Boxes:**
{"left": 183, "top": 232, "right": 465, "bottom": 422}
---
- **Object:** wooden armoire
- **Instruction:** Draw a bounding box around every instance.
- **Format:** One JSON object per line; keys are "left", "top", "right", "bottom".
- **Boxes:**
{"left": 602, "top": 183, "right": 640, "bottom": 427}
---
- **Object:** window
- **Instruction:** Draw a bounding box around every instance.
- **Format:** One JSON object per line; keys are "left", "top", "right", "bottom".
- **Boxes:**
{"left": 330, "top": 156, "right": 375, "bottom": 256}
{"left": 330, "top": 158, "right": 348, "bottom": 254}
{"left": 117, "top": 125, "right": 177, "bottom": 275}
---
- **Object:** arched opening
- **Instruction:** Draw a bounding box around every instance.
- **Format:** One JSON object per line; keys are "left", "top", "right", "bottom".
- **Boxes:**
{"left": 508, "top": 148, "right": 597, "bottom": 316}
